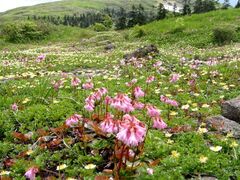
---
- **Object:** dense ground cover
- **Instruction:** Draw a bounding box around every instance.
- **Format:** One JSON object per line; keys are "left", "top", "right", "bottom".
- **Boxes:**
{"left": 0, "top": 8, "right": 240, "bottom": 180}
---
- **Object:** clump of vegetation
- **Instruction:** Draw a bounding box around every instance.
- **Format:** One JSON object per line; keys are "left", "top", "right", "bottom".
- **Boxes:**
{"left": 2, "top": 21, "right": 53, "bottom": 43}
{"left": 132, "top": 25, "right": 147, "bottom": 38}
{"left": 92, "top": 23, "right": 107, "bottom": 32}
{"left": 212, "top": 27, "right": 236, "bottom": 45}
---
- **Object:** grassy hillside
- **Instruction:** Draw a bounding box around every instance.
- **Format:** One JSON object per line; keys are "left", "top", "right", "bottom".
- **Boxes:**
{"left": 0, "top": 0, "right": 182, "bottom": 22}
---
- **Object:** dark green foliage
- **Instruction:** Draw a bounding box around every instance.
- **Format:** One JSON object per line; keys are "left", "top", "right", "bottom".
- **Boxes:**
{"left": 115, "top": 8, "right": 127, "bottom": 30}
{"left": 127, "top": 4, "right": 147, "bottom": 27}
{"left": 2, "top": 21, "right": 52, "bottom": 43}
{"left": 222, "top": 0, "right": 230, "bottom": 9}
{"left": 182, "top": 4, "right": 191, "bottom": 15}
{"left": 212, "top": 27, "right": 236, "bottom": 45}
{"left": 157, "top": 3, "right": 167, "bottom": 20}
{"left": 194, "top": 0, "right": 216, "bottom": 14}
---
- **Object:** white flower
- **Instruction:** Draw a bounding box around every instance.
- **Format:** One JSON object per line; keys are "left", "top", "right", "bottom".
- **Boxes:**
{"left": 210, "top": 146, "right": 222, "bottom": 152}
{"left": 57, "top": 164, "right": 67, "bottom": 170}
{"left": 84, "top": 164, "right": 96, "bottom": 169}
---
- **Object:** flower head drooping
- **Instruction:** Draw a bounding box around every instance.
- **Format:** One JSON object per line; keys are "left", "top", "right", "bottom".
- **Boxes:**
{"left": 11, "top": 103, "right": 18, "bottom": 111}
{"left": 117, "top": 114, "right": 146, "bottom": 147}
{"left": 170, "top": 73, "right": 180, "bottom": 83}
{"left": 100, "top": 113, "right": 119, "bottom": 134}
{"left": 133, "top": 101, "right": 145, "bottom": 110}
{"left": 65, "top": 114, "right": 82, "bottom": 127}
{"left": 146, "top": 105, "right": 160, "bottom": 118}
{"left": 160, "top": 95, "right": 179, "bottom": 107}
{"left": 82, "top": 81, "right": 94, "bottom": 90}
{"left": 134, "top": 86, "right": 145, "bottom": 99}
{"left": 152, "top": 117, "right": 167, "bottom": 130}
{"left": 146, "top": 76, "right": 155, "bottom": 84}
{"left": 111, "top": 93, "right": 134, "bottom": 113}
{"left": 25, "top": 167, "right": 39, "bottom": 180}
{"left": 71, "top": 76, "right": 81, "bottom": 87}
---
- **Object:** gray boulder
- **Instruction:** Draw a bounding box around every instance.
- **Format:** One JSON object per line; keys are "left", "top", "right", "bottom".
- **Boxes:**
{"left": 206, "top": 115, "right": 240, "bottom": 138}
{"left": 221, "top": 96, "right": 240, "bottom": 123}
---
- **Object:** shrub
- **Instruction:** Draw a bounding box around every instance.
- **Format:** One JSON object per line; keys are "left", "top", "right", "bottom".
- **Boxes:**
{"left": 132, "top": 25, "right": 146, "bottom": 38}
{"left": 212, "top": 27, "right": 236, "bottom": 45}
{"left": 2, "top": 21, "right": 52, "bottom": 43}
{"left": 92, "top": 23, "right": 107, "bottom": 32}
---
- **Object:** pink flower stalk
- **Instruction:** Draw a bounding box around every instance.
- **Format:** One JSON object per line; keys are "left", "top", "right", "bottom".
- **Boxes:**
{"left": 134, "top": 86, "right": 145, "bottom": 99}
{"left": 11, "top": 103, "right": 18, "bottom": 111}
{"left": 147, "top": 168, "right": 154, "bottom": 175}
{"left": 170, "top": 73, "right": 180, "bottom": 83}
{"left": 146, "top": 76, "right": 155, "bottom": 84}
{"left": 36, "top": 54, "right": 46, "bottom": 62}
{"left": 152, "top": 117, "right": 167, "bottom": 130}
{"left": 25, "top": 167, "right": 39, "bottom": 180}
{"left": 100, "top": 113, "right": 119, "bottom": 134}
{"left": 82, "top": 81, "right": 94, "bottom": 90}
{"left": 84, "top": 102, "right": 95, "bottom": 112}
{"left": 146, "top": 105, "right": 160, "bottom": 118}
{"left": 71, "top": 76, "right": 81, "bottom": 87}
{"left": 133, "top": 101, "right": 145, "bottom": 110}
{"left": 65, "top": 114, "right": 82, "bottom": 127}
{"left": 111, "top": 94, "right": 134, "bottom": 113}
{"left": 104, "top": 96, "right": 112, "bottom": 105}
{"left": 160, "top": 95, "right": 179, "bottom": 107}
{"left": 117, "top": 114, "right": 146, "bottom": 147}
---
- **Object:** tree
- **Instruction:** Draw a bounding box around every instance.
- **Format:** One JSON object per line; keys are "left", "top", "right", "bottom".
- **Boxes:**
{"left": 194, "top": 0, "right": 215, "bottom": 13}
{"left": 115, "top": 7, "right": 127, "bottom": 30}
{"left": 182, "top": 4, "right": 191, "bottom": 15}
{"left": 157, "top": 3, "right": 167, "bottom": 20}
{"left": 222, "top": 0, "right": 230, "bottom": 9}
{"left": 193, "top": 0, "right": 203, "bottom": 13}
{"left": 236, "top": 0, "right": 240, "bottom": 8}
{"left": 173, "top": 3, "right": 177, "bottom": 15}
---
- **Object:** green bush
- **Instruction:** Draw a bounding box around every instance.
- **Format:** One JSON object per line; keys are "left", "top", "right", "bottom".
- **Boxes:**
{"left": 2, "top": 21, "right": 52, "bottom": 43}
{"left": 132, "top": 25, "right": 146, "bottom": 38}
{"left": 212, "top": 27, "right": 236, "bottom": 45}
{"left": 92, "top": 23, "right": 107, "bottom": 32}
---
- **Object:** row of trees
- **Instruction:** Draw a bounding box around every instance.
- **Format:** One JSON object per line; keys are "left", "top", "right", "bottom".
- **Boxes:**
{"left": 28, "top": 0, "right": 239, "bottom": 30}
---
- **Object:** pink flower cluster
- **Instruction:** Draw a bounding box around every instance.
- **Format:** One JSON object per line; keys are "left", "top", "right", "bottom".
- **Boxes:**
{"left": 160, "top": 95, "right": 179, "bottom": 107}
{"left": 65, "top": 114, "right": 82, "bottom": 127}
{"left": 134, "top": 86, "right": 145, "bottom": 99}
{"left": 25, "top": 167, "right": 39, "bottom": 180}
{"left": 84, "top": 88, "right": 108, "bottom": 112}
{"left": 71, "top": 76, "right": 81, "bottom": 87}
{"left": 36, "top": 54, "right": 46, "bottom": 62}
{"left": 170, "top": 73, "right": 180, "bottom": 83}
{"left": 111, "top": 93, "right": 134, "bottom": 113}
{"left": 82, "top": 81, "right": 94, "bottom": 90}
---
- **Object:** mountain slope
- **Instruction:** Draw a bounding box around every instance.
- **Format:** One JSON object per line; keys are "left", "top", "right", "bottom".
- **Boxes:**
{"left": 0, "top": 0, "right": 183, "bottom": 22}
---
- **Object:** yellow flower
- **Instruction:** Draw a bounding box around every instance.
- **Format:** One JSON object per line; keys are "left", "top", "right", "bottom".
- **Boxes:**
{"left": 57, "top": 164, "right": 68, "bottom": 171}
{"left": 199, "top": 155, "right": 208, "bottom": 163}
{"left": 84, "top": 164, "right": 96, "bottom": 169}
{"left": 167, "top": 139, "right": 174, "bottom": 144}
{"left": 0, "top": 171, "right": 11, "bottom": 176}
{"left": 230, "top": 141, "right": 238, "bottom": 148}
{"left": 169, "top": 111, "right": 178, "bottom": 116}
{"left": 226, "top": 132, "right": 233, "bottom": 138}
{"left": 210, "top": 146, "right": 222, "bottom": 152}
{"left": 22, "top": 98, "right": 31, "bottom": 104}
{"left": 202, "top": 104, "right": 210, "bottom": 108}
{"left": 171, "top": 151, "right": 180, "bottom": 158}
{"left": 191, "top": 108, "right": 198, "bottom": 112}
{"left": 26, "top": 149, "right": 34, "bottom": 155}
{"left": 197, "top": 127, "right": 208, "bottom": 134}
{"left": 165, "top": 132, "right": 173, "bottom": 138}
{"left": 181, "top": 104, "right": 190, "bottom": 110}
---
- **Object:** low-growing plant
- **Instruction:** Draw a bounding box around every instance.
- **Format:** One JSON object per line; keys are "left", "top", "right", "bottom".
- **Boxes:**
{"left": 212, "top": 27, "right": 236, "bottom": 45}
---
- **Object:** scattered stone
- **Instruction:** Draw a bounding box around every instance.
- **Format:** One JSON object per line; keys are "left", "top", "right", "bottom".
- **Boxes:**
{"left": 123, "top": 44, "right": 159, "bottom": 60}
{"left": 206, "top": 115, "right": 240, "bottom": 138}
{"left": 221, "top": 96, "right": 240, "bottom": 123}
{"left": 104, "top": 43, "right": 116, "bottom": 51}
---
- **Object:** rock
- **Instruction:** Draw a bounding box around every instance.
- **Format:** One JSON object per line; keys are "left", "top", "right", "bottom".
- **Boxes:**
{"left": 104, "top": 43, "right": 116, "bottom": 51}
{"left": 206, "top": 115, "right": 240, "bottom": 138}
{"left": 123, "top": 44, "right": 159, "bottom": 60}
{"left": 221, "top": 96, "right": 240, "bottom": 123}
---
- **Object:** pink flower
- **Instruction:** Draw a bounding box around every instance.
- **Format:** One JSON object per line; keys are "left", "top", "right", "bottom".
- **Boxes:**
{"left": 152, "top": 117, "right": 167, "bottom": 130}
{"left": 146, "top": 76, "right": 155, "bottom": 84}
{"left": 147, "top": 168, "right": 154, "bottom": 175}
{"left": 111, "top": 94, "right": 134, "bottom": 113}
{"left": 160, "top": 95, "right": 178, "bottom": 107}
{"left": 133, "top": 101, "right": 145, "bottom": 110}
{"left": 11, "top": 103, "right": 18, "bottom": 111}
{"left": 125, "top": 79, "right": 137, "bottom": 87}
{"left": 36, "top": 54, "right": 46, "bottom": 62}
{"left": 25, "top": 167, "right": 39, "bottom": 180}
{"left": 170, "top": 73, "right": 180, "bottom": 83}
{"left": 84, "top": 102, "right": 94, "bottom": 112}
{"left": 100, "top": 113, "right": 119, "bottom": 134}
{"left": 52, "top": 80, "right": 63, "bottom": 91}
{"left": 82, "top": 82, "right": 94, "bottom": 90}
{"left": 117, "top": 115, "right": 146, "bottom": 147}
{"left": 134, "top": 86, "right": 145, "bottom": 99}
{"left": 104, "top": 96, "right": 112, "bottom": 105}
{"left": 65, "top": 114, "right": 82, "bottom": 127}
{"left": 146, "top": 105, "right": 160, "bottom": 118}
{"left": 71, "top": 76, "right": 81, "bottom": 87}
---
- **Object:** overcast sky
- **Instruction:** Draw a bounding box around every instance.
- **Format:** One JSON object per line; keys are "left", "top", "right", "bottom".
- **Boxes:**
{"left": 0, "top": 0, "right": 237, "bottom": 13}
